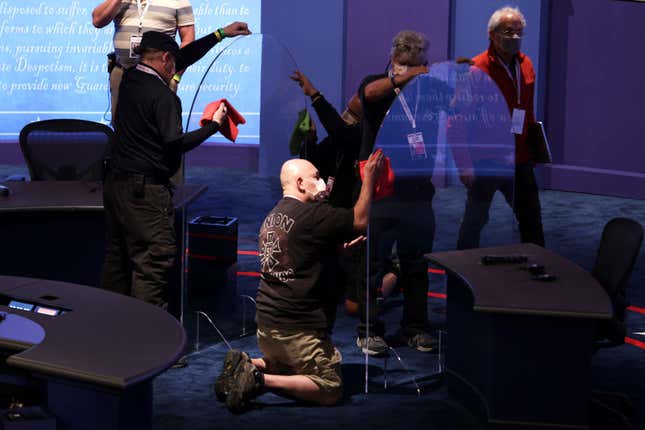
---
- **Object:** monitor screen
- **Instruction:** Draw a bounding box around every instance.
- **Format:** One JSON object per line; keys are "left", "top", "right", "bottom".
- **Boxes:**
{"left": 0, "top": 1, "right": 262, "bottom": 144}
{"left": 34, "top": 306, "right": 60, "bottom": 316}
{"left": 8, "top": 300, "right": 34, "bottom": 312}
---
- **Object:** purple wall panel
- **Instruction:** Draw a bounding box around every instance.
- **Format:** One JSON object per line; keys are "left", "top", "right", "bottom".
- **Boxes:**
{"left": 544, "top": 0, "right": 645, "bottom": 198}
{"left": 343, "top": 0, "right": 451, "bottom": 104}
{"left": 0, "top": 142, "right": 22, "bottom": 165}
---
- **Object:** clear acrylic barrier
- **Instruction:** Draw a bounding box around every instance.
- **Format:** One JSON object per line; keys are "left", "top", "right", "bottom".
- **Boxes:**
{"left": 182, "top": 34, "right": 306, "bottom": 352}
{"left": 363, "top": 62, "right": 516, "bottom": 390}
{"left": 256, "top": 34, "right": 309, "bottom": 177}
{"left": 184, "top": 35, "right": 260, "bottom": 145}
{"left": 185, "top": 33, "right": 306, "bottom": 176}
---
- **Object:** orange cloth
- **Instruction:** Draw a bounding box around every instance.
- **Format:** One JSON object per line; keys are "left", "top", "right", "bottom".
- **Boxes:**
{"left": 200, "top": 99, "right": 246, "bottom": 142}
{"left": 359, "top": 155, "right": 395, "bottom": 201}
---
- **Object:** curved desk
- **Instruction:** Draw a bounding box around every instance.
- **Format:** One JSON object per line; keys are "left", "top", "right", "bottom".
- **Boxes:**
{"left": 0, "top": 275, "right": 185, "bottom": 429}
{"left": 0, "top": 180, "right": 207, "bottom": 319}
{"left": 426, "top": 244, "right": 612, "bottom": 430}
{"left": 0, "top": 180, "right": 205, "bottom": 213}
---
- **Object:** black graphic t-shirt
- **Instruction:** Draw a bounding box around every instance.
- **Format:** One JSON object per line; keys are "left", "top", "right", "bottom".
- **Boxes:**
{"left": 256, "top": 197, "right": 354, "bottom": 331}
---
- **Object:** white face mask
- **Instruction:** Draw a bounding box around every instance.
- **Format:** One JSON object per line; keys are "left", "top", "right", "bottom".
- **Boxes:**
{"left": 341, "top": 109, "right": 359, "bottom": 126}
{"left": 391, "top": 62, "right": 409, "bottom": 77}
{"left": 306, "top": 178, "right": 328, "bottom": 200}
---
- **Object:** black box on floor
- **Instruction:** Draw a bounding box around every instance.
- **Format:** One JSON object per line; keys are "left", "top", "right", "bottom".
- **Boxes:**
{"left": 187, "top": 216, "right": 238, "bottom": 267}
{"left": 186, "top": 216, "right": 237, "bottom": 302}
{"left": 185, "top": 216, "right": 240, "bottom": 343}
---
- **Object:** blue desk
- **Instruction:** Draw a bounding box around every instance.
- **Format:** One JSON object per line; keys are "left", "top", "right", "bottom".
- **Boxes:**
{"left": 0, "top": 275, "right": 185, "bottom": 430}
{"left": 426, "top": 244, "right": 612, "bottom": 430}
{"left": 0, "top": 180, "right": 207, "bottom": 319}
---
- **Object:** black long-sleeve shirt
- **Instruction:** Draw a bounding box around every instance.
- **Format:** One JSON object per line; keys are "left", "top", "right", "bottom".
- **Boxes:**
{"left": 358, "top": 73, "right": 396, "bottom": 161}
{"left": 300, "top": 95, "right": 362, "bottom": 209}
{"left": 112, "top": 32, "right": 221, "bottom": 178}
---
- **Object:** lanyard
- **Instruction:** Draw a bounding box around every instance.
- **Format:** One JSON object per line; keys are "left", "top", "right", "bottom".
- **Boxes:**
{"left": 136, "top": 63, "right": 167, "bottom": 85}
{"left": 499, "top": 57, "right": 521, "bottom": 105}
{"left": 397, "top": 78, "right": 420, "bottom": 129}
{"left": 136, "top": 0, "right": 150, "bottom": 35}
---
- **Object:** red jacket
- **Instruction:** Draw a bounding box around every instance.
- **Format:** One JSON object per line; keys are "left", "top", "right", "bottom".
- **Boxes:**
{"left": 472, "top": 46, "right": 536, "bottom": 164}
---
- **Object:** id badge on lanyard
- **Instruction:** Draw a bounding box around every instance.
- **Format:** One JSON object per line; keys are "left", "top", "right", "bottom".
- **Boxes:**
{"left": 502, "top": 58, "right": 525, "bottom": 135}
{"left": 398, "top": 80, "right": 427, "bottom": 159}
{"left": 129, "top": 35, "right": 142, "bottom": 58}
{"left": 407, "top": 132, "right": 428, "bottom": 159}
{"left": 130, "top": 0, "right": 149, "bottom": 58}
{"left": 510, "top": 108, "right": 526, "bottom": 135}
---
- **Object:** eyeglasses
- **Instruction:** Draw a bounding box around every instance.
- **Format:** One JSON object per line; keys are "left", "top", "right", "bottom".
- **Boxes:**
{"left": 496, "top": 29, "right": 524, "bottom": 37}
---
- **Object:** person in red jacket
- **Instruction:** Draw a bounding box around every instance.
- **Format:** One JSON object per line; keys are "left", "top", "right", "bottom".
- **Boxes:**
{"left": 456, "top": 6, "right": 545, "bottom": 249}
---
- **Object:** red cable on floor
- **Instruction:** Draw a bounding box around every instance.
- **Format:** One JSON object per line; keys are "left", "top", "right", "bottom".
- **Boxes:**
{"left": 627, "top": 305, "right": 645, "bottom": 315}
{"left": 237, "top": 271, "right": 261, "bottom": 277}
{"left": 625, "top": 337, "right": 645, "bottom": 350}
{"left": 428, "top": 268, "right": 446, "bottom": 274}
{"left": 238, "top": 250, "right": 259, "bottom": 256}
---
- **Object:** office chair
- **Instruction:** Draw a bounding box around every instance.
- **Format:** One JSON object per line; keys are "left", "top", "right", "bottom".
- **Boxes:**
{"left": 590, "top": 217, "right": 643, "bottom": 429}
{"left": 592, "top": 217, "right": 643, "bottom": 349}
{"left": 18, "top": 119, "right": 115, "bottom": 181}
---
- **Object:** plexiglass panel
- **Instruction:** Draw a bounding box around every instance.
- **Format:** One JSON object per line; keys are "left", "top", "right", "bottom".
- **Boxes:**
{"left": 182, "top": 34, "right": 306, "bottom": 352}
{"left": 362, "top": 62, "right": 516, "bottom": 389}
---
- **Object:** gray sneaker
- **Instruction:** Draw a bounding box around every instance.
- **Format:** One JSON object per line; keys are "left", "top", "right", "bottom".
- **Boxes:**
{"left": 226, "top": 358, "right": 264, "bottom": 414}
{"left": 215, "top": 349, "right": 250, "bottom": 403}
{"left": 406, "top": 332, "right": 438, "bottom": 352}
{"left": 356, "top": 336, "right": 389, "bottom": 356}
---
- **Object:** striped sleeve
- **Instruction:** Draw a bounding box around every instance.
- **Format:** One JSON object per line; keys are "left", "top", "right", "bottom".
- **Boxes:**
{"left": 177, "top": 1, "right": 195, "bottom": 27}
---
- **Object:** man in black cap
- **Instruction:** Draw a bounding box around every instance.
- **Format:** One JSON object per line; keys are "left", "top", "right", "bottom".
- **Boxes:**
{"left": 101, "top": 23, "right": 250, "bottom": 310}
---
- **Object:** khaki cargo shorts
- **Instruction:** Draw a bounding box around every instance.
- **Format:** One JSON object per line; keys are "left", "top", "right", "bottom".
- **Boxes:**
{"left": 257, "top": 327, "right": 343, "bottom": 396}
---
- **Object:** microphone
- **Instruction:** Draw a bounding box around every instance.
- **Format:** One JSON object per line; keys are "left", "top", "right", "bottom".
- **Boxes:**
{"left": 480, "top": 255, "right": 528, "bottom": 265}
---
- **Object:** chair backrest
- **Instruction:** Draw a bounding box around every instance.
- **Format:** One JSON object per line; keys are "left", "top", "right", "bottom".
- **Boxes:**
{"left": 19, "top": 119, "right": 115, "bottom": 181}
{"left": 593, "top": 217, "right": 644, "bottom": 300}
{"left": 592, "top": 217, "right": 643, "bottom": 349}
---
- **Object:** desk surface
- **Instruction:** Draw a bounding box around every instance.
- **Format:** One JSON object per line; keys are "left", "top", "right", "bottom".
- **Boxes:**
{"left": 426, "top": 243, "right": 612, "bottom": 319}
{"left": 0, "top": 276, "right": 185, "bottom": 389}
{"left": 0, "top": 181, "right": 206, "bottom": 213}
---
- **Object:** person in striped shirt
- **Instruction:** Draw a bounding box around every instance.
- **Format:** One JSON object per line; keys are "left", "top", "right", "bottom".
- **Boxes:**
{"left": 92, "top": 0, "right": 195, "bottom": 119}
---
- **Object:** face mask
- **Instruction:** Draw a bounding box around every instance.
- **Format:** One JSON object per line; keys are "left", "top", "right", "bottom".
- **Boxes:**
{"left": 341, "top": 109, "right": 359, "bottom": 126}
{"left": 390, "top": 63, "right": 409, "bottom": 77}
{"left": 306, "top": 178, "right": 328, "bottom": 201}
{"left": 499, "top": 35, "right": 522, "bottom": 56}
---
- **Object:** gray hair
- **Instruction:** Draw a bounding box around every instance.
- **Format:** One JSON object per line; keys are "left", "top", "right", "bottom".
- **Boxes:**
{"left": 390, "top": 30, "right": 429, "bottom": 66}
{"left": 487, "top": 6, "right": 527, "bottom": 33}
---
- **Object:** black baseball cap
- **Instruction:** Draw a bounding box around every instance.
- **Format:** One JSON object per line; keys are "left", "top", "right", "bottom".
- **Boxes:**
{"left": 135, "top": 31, "right": 180, "bottom": 57}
